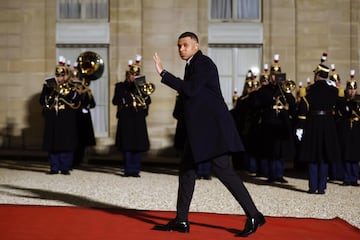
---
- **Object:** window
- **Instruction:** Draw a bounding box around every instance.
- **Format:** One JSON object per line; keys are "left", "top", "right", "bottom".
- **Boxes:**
{"left": 208, "top": 45, "right": 262, "bottom": 109}
{"left": 58, "top": 0, "right": 108, "bottom": 20}
{"left": 210, "top": 0, "right": 261, "bottom": 21}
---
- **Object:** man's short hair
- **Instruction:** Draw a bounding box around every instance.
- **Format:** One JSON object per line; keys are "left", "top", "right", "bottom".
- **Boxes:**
{"left": 178, "top": 32, "right": 199, "bottom": 43}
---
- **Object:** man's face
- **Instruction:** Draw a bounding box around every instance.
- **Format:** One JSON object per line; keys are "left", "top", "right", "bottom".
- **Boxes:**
{"left": 128, "top": 72, "right": 138, "bottom": 82}
{"left": 347, "top": 88, "right": 357, "bottom": 98}
{"left": 56, "top": 73, "right": 66, "bottom": 84}
{"left": 177, "top": 36, "right": 199, "bottom": 61}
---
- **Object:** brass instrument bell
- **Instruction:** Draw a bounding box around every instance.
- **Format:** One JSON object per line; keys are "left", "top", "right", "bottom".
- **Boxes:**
{"left": 77, "top": 51, "right": 104, "bottom": 81}
{"left": 282, "top": 79, "right": 296, "bottom": 93}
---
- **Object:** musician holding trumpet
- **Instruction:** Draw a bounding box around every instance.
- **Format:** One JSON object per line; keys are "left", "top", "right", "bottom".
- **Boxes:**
{"left": 39, "top": 56, "right": 81, "bottom": 175}
{"left": 112, "top": 55, "right": 152, "bottom": 177}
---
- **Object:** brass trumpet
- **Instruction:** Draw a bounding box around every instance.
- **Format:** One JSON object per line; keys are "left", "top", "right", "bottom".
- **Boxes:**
{"left": 135, "top": 76, "right": 155, "bottom": 95}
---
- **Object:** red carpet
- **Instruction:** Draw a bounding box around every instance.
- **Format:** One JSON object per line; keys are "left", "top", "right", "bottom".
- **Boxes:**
{"left": 0, "top": 204, "right": 359, "bottom": 240}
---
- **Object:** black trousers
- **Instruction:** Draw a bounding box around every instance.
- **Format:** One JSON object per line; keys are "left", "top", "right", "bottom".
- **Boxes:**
{"left": 176, "top": 142, "right": 259, "bottom": 221}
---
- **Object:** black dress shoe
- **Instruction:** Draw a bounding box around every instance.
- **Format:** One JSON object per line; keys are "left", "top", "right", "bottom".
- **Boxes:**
{"left": 46, "top": 170, "right": 59, "bottom": 175}
{"left": 276, "top": 177, "right": 288, "bottom": 183}
{"left": 61, "top": 171, "right": 71, "bottom": 175}
{"left": 124, "top": 173, "right": 141, "bottom": 177}
{"left": 153, "top": 219, "right": 190, "bottom": 233}
{"left": 266, "top": 178, "right": 275, "bottom": 183}
{"left": 236, "top": 212, "right": 265, "bottom": 237}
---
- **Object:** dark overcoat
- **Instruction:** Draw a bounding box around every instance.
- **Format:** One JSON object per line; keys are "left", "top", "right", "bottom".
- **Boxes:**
{"left": 251, "top": 83, "right": 296, "bottom": 160}
{"left": 112, "top": 80, "right": 150, "bottom": 152}
{"left": 76, "top": 89, "right": 96, "bottom": 147}
{"left": 161, "top": 50, "right": 244, "bottom": 162}
{"left": 336, "top": 96, "right": 360, "bottom": 163}
{"left": 39, "top": 84, "right": 79, "bottom": 152}
{"left": 297, "top": 80, "right": 340, "bottom": 163}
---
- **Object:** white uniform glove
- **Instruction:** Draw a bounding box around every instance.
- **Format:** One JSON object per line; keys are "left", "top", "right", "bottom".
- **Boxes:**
{"left": 296, "top": 128, "right": 304, "bottom": 141}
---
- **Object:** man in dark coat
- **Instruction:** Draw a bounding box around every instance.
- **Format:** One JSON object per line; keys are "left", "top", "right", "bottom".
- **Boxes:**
{"left": 251, "top": 56, "right": 296, "bottom": 183}
{"left": 71, "top": 67, "right": 96, "bottom": 167}
{"left": 153, "top": 32, "right": 265, "bottom": 237}
{"left": 39, "top": 61, "right": 81, "bottom": 175}
{"left": 112, "top": 58, "right": 151, "bottom": 177}
{"left": 335, "top": 70, "right": 360, "bottom": 186}
{"left": 297, "top": 62, "right": 341, "bottom": 194}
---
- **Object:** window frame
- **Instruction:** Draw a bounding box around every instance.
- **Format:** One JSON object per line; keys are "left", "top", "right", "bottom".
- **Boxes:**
{"left": 57, "top": 0, "right": 109, "bottom": 22}
{"left": 208, "top": 0, "right": 262, "bottom": 23}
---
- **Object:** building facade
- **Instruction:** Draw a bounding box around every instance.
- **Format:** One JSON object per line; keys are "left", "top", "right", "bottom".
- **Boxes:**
{"left": 1, "top": 0, "right": 360, "bottom": 161}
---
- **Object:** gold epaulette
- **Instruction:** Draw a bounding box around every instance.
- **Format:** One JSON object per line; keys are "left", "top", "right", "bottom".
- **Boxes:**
{"left": 299, "top": 87, "right": 306, "bottom": 97}
{"left": 302, "top": 96, "right": 309, "bottom": 111}
{"left": 338, "top": 87, "right": 345, "bottom": 97}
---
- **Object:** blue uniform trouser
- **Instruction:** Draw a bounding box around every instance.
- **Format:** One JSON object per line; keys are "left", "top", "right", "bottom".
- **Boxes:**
{"left": 49, "top": 152, "right": 73, "bottom": 172}
{"left": 329, "top": 161, "right": 344, "bottom": 181}
{"left": 343, "top": 162, "right": 359, "bottom": 184}
{"left": 246, "top": 155, "right": 257, "bottom": 173}
{"left": 269, "top": 158, "right": 284, "bottom": 180}
{"left": 196, "top": 161, "right": 211, "bottom": 176}
{"left": 258, "top": 158, "right": 269, "bottom": 177}
{"left": 308, "top": 162, "right": 328, "bottom": 192}
{"left": 123, "top": 151, "right": 142, "bottom": 175}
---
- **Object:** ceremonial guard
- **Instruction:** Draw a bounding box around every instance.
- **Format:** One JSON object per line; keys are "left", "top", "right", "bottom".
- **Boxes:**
{"left": 335, "top": 70, "right": 360, "bottom": 186}
{"left": 71, "top": 62, "right": 96, "bottom": 167}
{"left": 252, "top": 54, "right": 296, "bottom": 182}
{"left": 231, "top": 70, "right": 260, "bottom": 172}
{"left": 296, "top": 55, "right": 340, "bottom": 194}
{"left": 259, "top": 63, "right": 270, "bottom": 86}
{"left": 329, "top": 63, "right": 345, "bottom": 181}
{"left": 39, "top": 56, "right": 81, "bottom": 175}
{"left": 112, "top": 55, "right": 152, "bottom": 177}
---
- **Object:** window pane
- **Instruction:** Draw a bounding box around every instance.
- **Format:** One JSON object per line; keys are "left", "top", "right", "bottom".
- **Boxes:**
{"left": 211, "top": 0, "right": 232, "bottom": 19}
{"left": 58, "top": 0, "right": 108, "bottom": 20}
{"left": 210, "top": 0, "right": 260, "bottom": 20}
{"left": 237, "top": 0, "right": 260, "bottom": 19}
{"left": 209, "top": 46, "right": 262, "bottom": 108}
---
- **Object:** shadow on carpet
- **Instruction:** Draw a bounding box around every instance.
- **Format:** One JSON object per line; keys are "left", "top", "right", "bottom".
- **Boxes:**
{"left": 0, "top": 204, "right": 359, "bottom": 240}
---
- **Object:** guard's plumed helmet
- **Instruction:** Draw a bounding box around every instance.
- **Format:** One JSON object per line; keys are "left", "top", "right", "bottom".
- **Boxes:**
{"left": 128, "top": 55, "right": 142, "bottom": 76}
{"left": 313, "top": 53, "right": 329, "bottom": 79}
{"left": 346, "top": 69, "right": 357, "bottom": 90}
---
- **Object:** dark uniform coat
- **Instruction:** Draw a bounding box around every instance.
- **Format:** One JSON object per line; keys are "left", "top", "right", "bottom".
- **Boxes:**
{"left": 297, "top": 80, "right": 340, "bottom": 163}
{"left": 231, "top": 91, "right": 260, "bottom": 157}
{"left": 161, "top": 50, "right": 244, "bottom": 162}
{"left": 112, "top": 80, "right": 150, "bottom": 152}
{"left": 39, "top": 83, "right": 80, "bottom": 152}
{"left": 251, "top": 83, "right": 296, "bottom": 160}
{"left": 76, "top": 86, "right": 96, "bottom": 147}
{"left": 336, "top": 95, "right": 360, "bottom": 162}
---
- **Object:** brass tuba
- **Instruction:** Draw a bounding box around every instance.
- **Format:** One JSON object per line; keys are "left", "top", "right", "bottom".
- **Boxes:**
{"left": 77, "top": 51, "right": 104, "bottom": 81}
{"left": 282, "top": 79, "right": 296, "bottom": 93}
